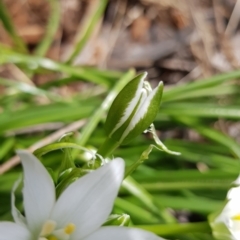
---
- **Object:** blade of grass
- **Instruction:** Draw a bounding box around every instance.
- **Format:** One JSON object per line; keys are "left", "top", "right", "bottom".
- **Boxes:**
{"left": 34, "top": 0, "right": 60, "bottom": 57}
{"left": 0, "top": 51, "right": 114, "bottom": 86}
{"left": 66, "top": 0, "right": 108, "bottom": 64}
{"left": 133, "top": 168, "right": 238, "bottom": 183}
{"left": 154, "top": 195, "right": 222, "bottom": 214}
{"left": 177, "top": 117, "right": 240, "bottom": 159}
{"left": 136, "top": 222, "right": 211, "bottom": 236}
{"left": 114, "top": 197, "right": 160, "bottom": 224}
{"left": 0, "top": 138, "right": 15, "bottom": 161}
{"left": 164, "top": 70, "right": 240, "bottom": 101}
{"left": 0, "top": 102, "right": 97, "bottom": 134}
{"left": 0, "top": 1, "right": 27, "bottom": 53}
{"left": 160, "top": 103, "right": 240, "bottom": 120}
{"left": 122, "top": 177, "right": 177, "bottom": 223}
{"left": 160, "top": 146, "right": 240, "bottom": 172}
{"left": 0, "top": 77, "right": 61, "bottom": 101}
{"left": 120, "top": 141, "right": 239, "bottom": 172}
{"left": 163, "top": 139, "right": 230, "bottom": 155}
{"left": 134, "top": 180, "right": 232, "bottom": 192}
{"left": 41, "top": 68, "right": 123, "bottom": 89}
{"left": 163, "top": 84, "right": 239, "bottom": 102}
{"left": 124, "top": 194, "right": 222, "bottom": 214}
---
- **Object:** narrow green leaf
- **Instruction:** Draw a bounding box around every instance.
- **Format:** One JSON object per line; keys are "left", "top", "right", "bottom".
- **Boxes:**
{"left": 34, "top": 0, "right": 60, "bottom": 57}
{"left": 0, "top": 1, "right": 27, "bottom": 52}
{"left": 66, "top": 0, "right": 108, "bottom": 63}
{"left": 0, "top": 51, "right": 112, "bottom": 86}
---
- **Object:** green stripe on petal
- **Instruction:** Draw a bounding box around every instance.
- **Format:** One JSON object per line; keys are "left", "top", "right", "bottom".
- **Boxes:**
{"left": 122, "top": 81, "right": 163, "bottom": 144}
{"left": 105, "top": 72, "right": 147, "bottom": 138}
{"left": 112, "top": 88, "right": 147, "bottom": 143}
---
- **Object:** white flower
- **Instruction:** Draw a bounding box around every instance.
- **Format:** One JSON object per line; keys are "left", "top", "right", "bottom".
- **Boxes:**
{"left": 210, "top": 181, "right": 240, "bottom": 240}
{"left": 0, "top": 150, "right": 165, "bottom": 240}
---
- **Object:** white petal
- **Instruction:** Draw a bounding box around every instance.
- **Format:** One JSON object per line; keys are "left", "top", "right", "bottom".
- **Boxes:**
{"left": 17, "top": 150, "right": 55, "bottom": 235}
{"left": 51, "top": 158, "right": 125, "bottom": 240}
{"left": 228, "top": 186, "right": 240, "bottom": 200}
{"left": 231, "top": 229, "right": 240, "bottom": 240}
{"left": 82, "top": 226, "right": 166, "bottom": 240}
{"left": 0, "top": 222, "right": 31, "bottom": 240}
{"left": 11, "top": 177, "right": 27, "bottom": 227}
{"left": 216, "top": 198, "right": 240, "bottom": 225}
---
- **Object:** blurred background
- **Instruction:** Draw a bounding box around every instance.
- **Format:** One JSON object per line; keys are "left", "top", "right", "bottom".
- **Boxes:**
{"left": 1, "top": 0, "right": 240, "bottom": 84}
{"left": 1, "top": 1, "right": 240, "bottom": 238}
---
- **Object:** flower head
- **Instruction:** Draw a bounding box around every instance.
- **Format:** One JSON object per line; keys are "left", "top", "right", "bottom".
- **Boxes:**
{"left": 105, "top": 72, "right": 163, "bottom": 145}
{"left": 209, "top": 178, "right": 240, "bottom": 240}
{"left": 0, "top": 151, "right": 165, "bottom": 240}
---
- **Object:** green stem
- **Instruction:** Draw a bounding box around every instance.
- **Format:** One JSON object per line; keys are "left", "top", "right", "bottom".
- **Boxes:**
{"left": 136, "top": 221, "right": 211, "bottom": 236}
{"left": 33, "top": 142, "right": 95, "bottom": 159}
{"left": 125, "top": 145, "right": 154, "bottom": 178}
{"left": 96, "top": 137, "right": 120, "bottom": 158}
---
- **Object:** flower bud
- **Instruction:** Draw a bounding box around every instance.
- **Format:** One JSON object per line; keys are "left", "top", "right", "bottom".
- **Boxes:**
{"left": 105, "top": 72, "right": 163, "bottom": 145}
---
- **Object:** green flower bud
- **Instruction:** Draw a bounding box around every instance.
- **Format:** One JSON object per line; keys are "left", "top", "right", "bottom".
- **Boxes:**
{"left": 105, "top": 72, "right": 163, "bottom": 145}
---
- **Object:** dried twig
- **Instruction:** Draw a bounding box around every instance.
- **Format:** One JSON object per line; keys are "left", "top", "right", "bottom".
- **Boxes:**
{"left": 0, "top": 119, "right": 86, "bottom": 175}
{"left": 5, "top": 122, "right": 65, "bottom": 136}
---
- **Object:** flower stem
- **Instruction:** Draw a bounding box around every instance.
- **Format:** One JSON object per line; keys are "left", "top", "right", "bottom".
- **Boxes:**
{"left": 97, "top": 137, "right": 120, "bottom": 158}
{"left": 125, "top": 144, "right": 155, "bottom": 178}
{"left": 136, "top": 221, "right": 211, "bottom": 236}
